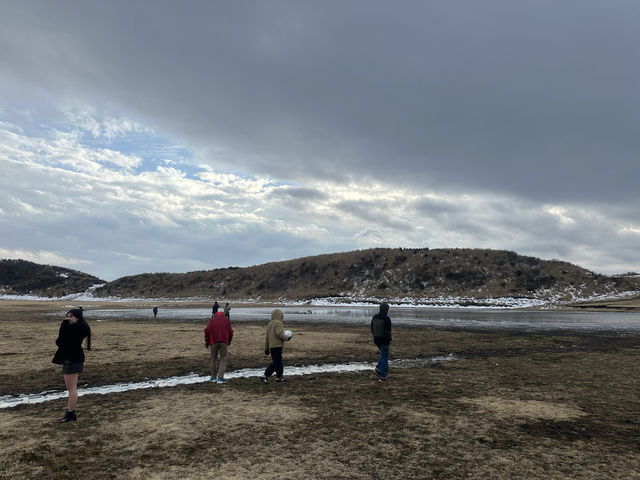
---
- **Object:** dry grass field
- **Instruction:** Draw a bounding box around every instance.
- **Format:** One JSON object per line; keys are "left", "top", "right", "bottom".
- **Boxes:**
{"left": 1, "top": 300, "right": 640, "bottom": 479}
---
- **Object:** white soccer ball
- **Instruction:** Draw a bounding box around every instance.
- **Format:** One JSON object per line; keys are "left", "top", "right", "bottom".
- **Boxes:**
{"left": 283, "top": 330, "right": 293, "bottom": 340}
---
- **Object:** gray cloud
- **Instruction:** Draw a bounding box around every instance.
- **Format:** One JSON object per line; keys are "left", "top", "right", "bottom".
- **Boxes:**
{"left": 336, "top": 199, "right": 416, "bottom": 232}
{"left": 3, "top": 1, "right": 639, "bottom": 201}
{"left": 268, "top": 186, "right": 328, "bottom": 204}
{"left": 1, "top": 1, "right": 639, "bottom": 278}
{"left": 411, "top": 196, "right": 466, "bottom": 218}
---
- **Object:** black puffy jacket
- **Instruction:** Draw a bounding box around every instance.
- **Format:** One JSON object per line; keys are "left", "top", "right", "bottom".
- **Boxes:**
{"left": 52, "top": 319, "right": 91, "bottom": 364}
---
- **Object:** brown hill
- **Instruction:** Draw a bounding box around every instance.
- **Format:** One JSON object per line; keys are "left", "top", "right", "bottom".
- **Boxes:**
{"left": 93, "top": 248, "right": 640, "bottom": 303}
{"left": 0, "top": 259, "right": 105, "bottom": 297}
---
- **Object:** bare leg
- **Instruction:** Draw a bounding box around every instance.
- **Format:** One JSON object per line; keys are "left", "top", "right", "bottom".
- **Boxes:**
{"left": 64, "top": 373, "right": 79, "bottom": 411}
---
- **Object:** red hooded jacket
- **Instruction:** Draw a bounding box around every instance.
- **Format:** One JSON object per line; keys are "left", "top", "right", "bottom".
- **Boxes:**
{"left": 204, "top": 311, "right": 234, "bottom": 347}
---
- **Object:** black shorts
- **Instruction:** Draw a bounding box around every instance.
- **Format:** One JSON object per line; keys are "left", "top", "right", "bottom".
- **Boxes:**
{"left": 62, "top": 359, "right": 84, "bottom": 374}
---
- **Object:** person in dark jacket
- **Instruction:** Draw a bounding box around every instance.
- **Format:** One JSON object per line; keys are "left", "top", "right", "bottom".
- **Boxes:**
{"left": 52, "top": 308, "right": 91, "bottom": 422}
{"left": 371, "top": 302, "right": 391, "bottom": 381}
{"left": 212, "top": 301, "right": 220, "bottom": 315}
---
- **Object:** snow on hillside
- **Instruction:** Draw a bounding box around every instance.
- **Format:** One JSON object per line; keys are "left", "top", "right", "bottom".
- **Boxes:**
{"left": 1, "top": 285, "right": 638, "bottom": 309}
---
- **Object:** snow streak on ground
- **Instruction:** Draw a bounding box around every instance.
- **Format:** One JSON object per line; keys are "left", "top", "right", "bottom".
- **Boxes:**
{"left": 0, "top": 356, "right": 456, "bottom": 409}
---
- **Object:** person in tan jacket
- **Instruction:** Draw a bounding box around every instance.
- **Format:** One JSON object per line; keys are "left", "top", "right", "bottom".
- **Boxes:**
{"left": 260, "top": 309, "right": 290, "bottom": 383}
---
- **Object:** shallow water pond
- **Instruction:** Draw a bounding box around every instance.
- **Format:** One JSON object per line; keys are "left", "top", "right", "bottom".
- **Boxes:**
{"left": 80, "top": 305, "right": 640, "bottom": 334}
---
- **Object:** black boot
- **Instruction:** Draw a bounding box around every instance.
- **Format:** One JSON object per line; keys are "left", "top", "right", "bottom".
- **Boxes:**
{"left": 59, "top": 410, "right": 77, "bottom": 422}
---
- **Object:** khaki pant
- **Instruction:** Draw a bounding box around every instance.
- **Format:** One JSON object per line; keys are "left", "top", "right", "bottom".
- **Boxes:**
{"left": 209, "top": 342, "right": 228, "bottom": 378}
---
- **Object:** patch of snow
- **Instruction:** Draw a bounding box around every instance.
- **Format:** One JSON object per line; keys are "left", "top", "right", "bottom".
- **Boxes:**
{"left": 289, "top": 289, "right": 640, "bottom": 309}
{"left": 287, "top": 295, "right": 549, "bottom": 309}
{"left": 0, "top": 356, "right": 456, "bottom": 409}
{"left": 0, "top": 283, "right": 107, "bottom": 301}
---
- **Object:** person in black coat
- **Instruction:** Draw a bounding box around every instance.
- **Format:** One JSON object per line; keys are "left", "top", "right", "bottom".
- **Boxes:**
{"left": 371, "top": 303, "right": 391, "bottom": 381}
{"left": 52, "top": 308, "right": 91, "bottom": 422}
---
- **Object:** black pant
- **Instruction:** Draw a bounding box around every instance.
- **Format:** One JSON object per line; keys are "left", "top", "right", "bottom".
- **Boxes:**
{"left": 264, "top": 347, "right": 284, "bottom": 378}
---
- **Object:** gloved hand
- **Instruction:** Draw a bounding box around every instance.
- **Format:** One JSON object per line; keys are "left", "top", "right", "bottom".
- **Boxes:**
{"left": 264, "top": 348, "right": 270, "bottom": 355}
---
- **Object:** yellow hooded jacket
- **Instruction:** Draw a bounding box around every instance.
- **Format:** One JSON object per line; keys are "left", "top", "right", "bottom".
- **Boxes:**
{"left": 265, "top": 309, "right": 287, "bottom": 350}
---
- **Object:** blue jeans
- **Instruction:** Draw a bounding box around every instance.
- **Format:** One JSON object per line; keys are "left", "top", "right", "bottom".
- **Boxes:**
{"left": 375, "top": 343, "right": 389, "bottom": 378}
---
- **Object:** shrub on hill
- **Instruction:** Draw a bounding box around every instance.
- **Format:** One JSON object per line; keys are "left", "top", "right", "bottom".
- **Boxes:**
{"left": 0, "top": 259, "right": 104, "bottom": 297}
{"left": 5, "top": 249, "right": 639, "bottom": 302}
{"left": 92, "top": 248, "right": 640, "bottom": 302}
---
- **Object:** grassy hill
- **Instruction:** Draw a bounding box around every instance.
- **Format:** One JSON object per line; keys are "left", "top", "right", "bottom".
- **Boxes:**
{"left": 91, "top": 248, "right": 640, "bottom": 303}
{"left": 0, "top": 259, "right": 105, "bottom": 297}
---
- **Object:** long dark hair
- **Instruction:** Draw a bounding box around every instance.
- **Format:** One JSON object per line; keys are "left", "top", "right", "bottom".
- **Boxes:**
{"left": 67, "top": 308, "right": 91, "bottom": 351}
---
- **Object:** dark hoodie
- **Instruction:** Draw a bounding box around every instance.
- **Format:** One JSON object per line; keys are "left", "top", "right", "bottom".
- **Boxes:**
{"left": 52, "top": 319, "right": 91, "bottom": 364}
{"left": 370, "top": 303, "right": 391, "bottom": 345}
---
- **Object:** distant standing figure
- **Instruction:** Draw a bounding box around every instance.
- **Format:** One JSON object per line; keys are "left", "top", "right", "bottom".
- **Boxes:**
{"left": 223, "top": 302, "right": 230, "bottom": 319}
{"left": 212, "top": 301, "right": 220, "bottom": 315}
{"left": 153, "top": 306, "right": 158, "bottom": 318}
{"left": 52, "top": 308, "right": 91, "bottom": 422}
{"left": 260, "top": 309, "right": 290, "bottom": 384}
{"left": 204, "top": 311, "right": 234, "bottom": 384}
{"left": 371, "top": 302, "right": 392, "bottom": 381}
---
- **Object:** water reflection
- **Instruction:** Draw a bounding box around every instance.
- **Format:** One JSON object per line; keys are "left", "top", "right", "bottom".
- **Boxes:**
{"left": 79, "top": 306, "right": 640, "bottom": 334}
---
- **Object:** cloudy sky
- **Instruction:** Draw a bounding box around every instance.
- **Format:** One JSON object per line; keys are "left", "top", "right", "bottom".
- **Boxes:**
{"left": 1, "top": 1, "right": 639, "bottom": 281}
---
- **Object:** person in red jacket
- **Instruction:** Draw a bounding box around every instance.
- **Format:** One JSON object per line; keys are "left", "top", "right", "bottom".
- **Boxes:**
{"left": 204, "top": 311, "right": 234, "bottom": 384}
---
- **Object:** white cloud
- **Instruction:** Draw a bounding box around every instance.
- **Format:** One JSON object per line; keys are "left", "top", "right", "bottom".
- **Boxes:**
{"left": 89, "top": 147, "right": 141, "bottom": 170}
{"left": 60, "top": 102, "right": 154, "bottom": 140}
{"left": 2, "top": 113, "right": 639, "bottom": 279}
{"left": 546, "top": 206, "right": 575, "bottom": 225}
{"left": 0, "top": 248, "right": 92, "bottom": 269}
{"left": 620, "top": 225, "right": 640, "bottom": 235}
{"left": 10, "top": 198, "right": 43, "bottom": 215}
